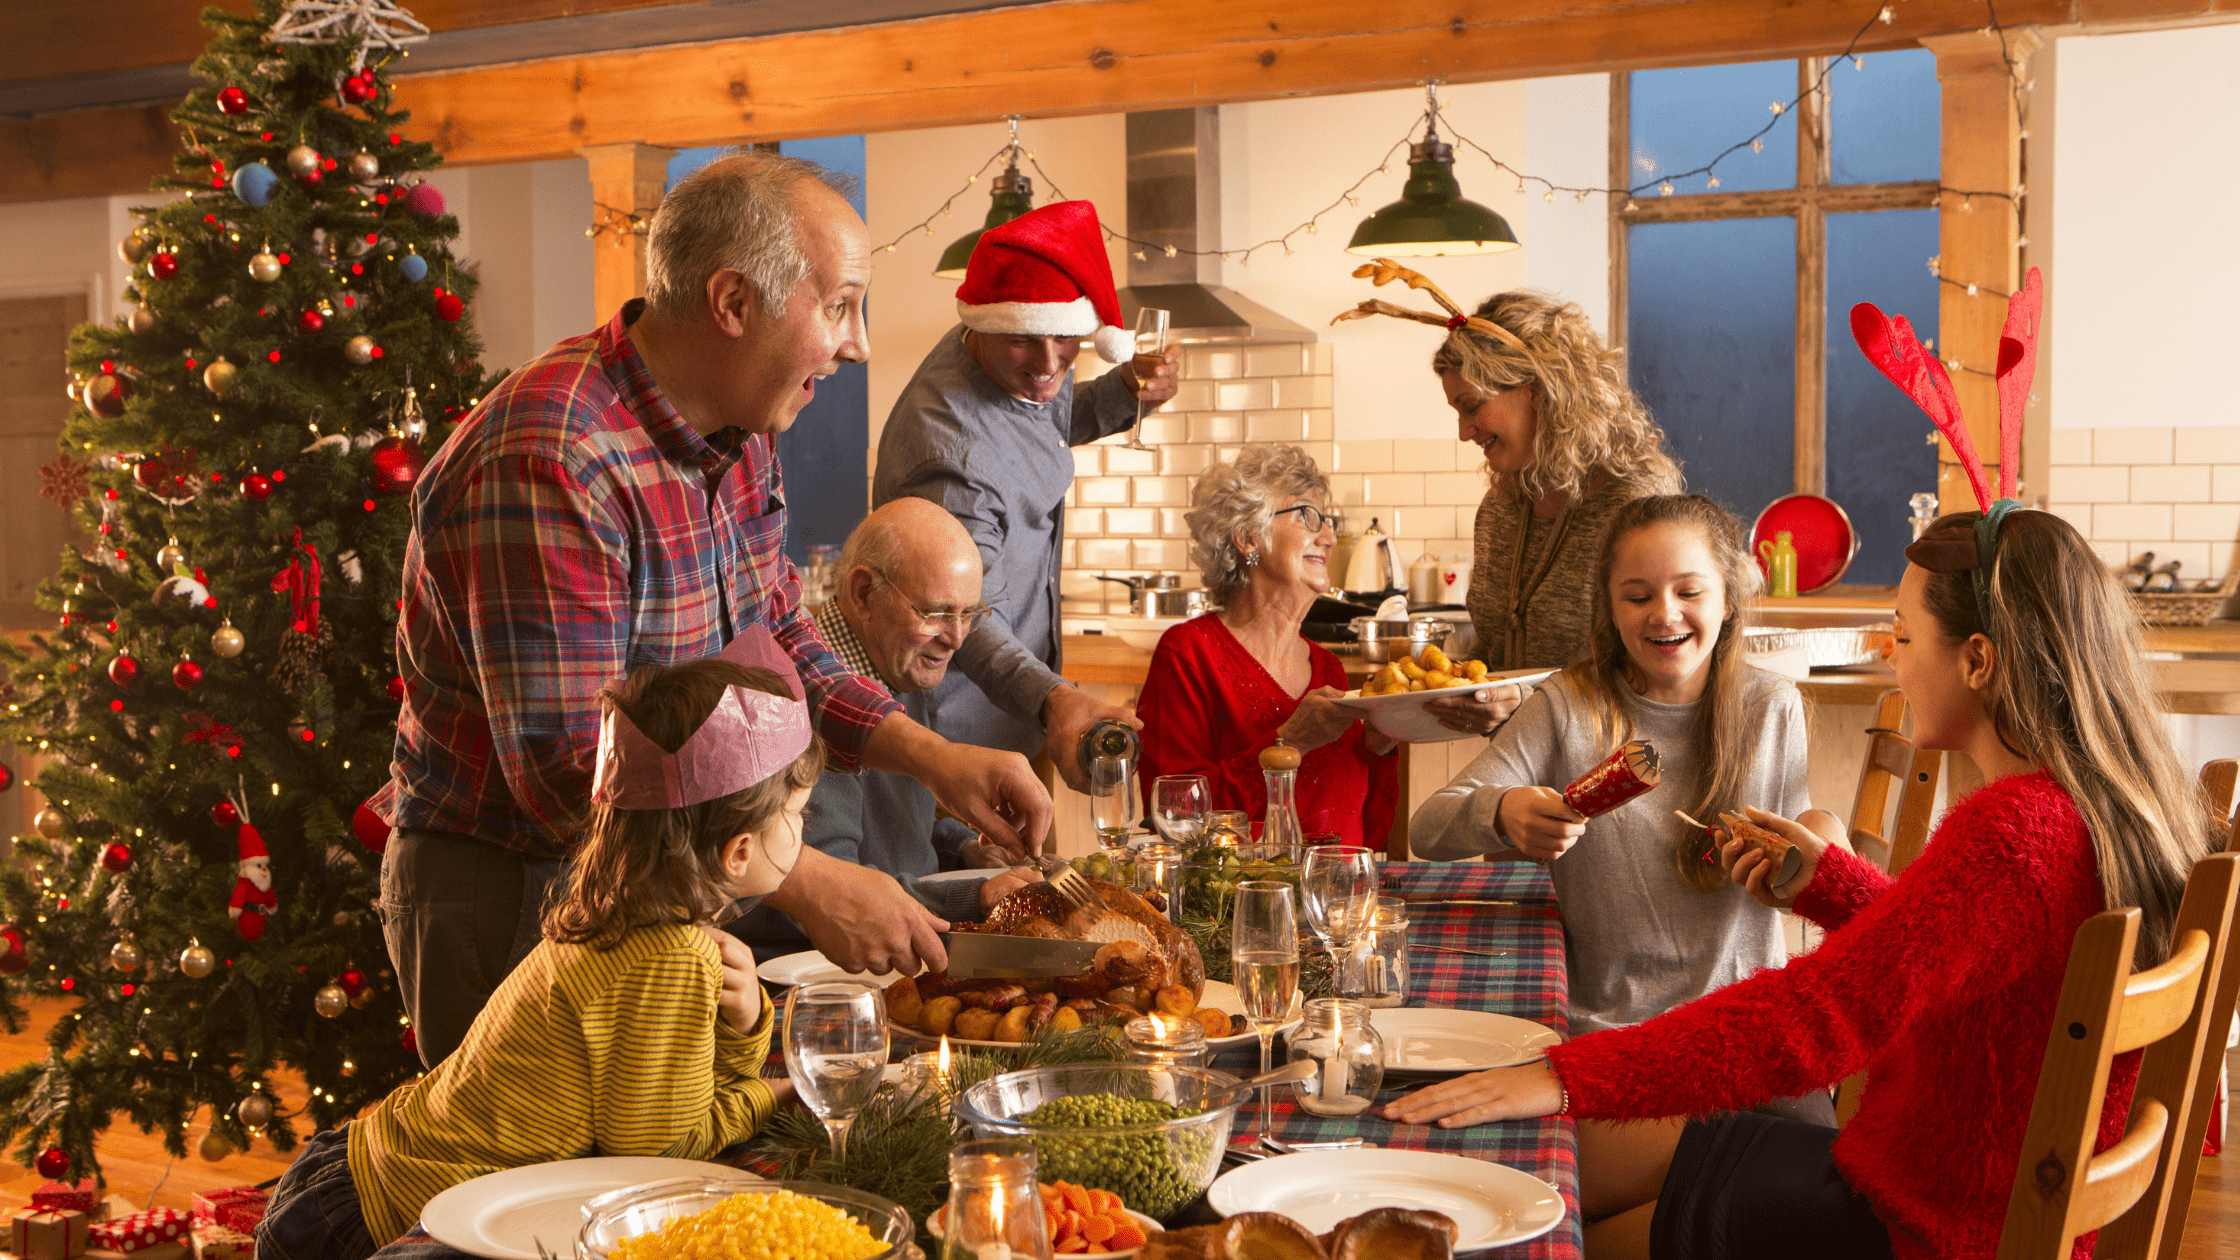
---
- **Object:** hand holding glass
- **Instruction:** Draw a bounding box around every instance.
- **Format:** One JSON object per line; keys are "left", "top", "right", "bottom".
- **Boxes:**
{"left": 1301, "top": 845, "right": 1379, "bottom": 998}
{"left": 1119, "top": 308, "right": 1170, "bottom": 450}
{"left": 1231, "top": 880, "right": 1300, "bottom": 1141}
{"left": 782, "top": 980, "right": 889, "bottom": 1162}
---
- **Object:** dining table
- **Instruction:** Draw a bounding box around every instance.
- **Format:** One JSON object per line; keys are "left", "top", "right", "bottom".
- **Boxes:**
{"left": 1202, "top": 858, "right": 1580, "bottom": 1260}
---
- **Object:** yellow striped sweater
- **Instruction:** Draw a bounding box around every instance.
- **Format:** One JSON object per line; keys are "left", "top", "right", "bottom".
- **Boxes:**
{"left": 348, "top": 922, "right": 775, "bottom": 1244}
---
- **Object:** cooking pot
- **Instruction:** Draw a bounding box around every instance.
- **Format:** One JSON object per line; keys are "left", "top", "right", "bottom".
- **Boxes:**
{"left": 1095, "top": 574, "right": 1213, "bottom": 618}
{"left": 1349, "top": 615, "right": 1450, "bottom": 664}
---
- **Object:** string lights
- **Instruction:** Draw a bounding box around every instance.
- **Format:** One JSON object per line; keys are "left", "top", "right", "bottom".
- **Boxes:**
{"left": 585, "top": 202, "right": 651, "bottom": 247}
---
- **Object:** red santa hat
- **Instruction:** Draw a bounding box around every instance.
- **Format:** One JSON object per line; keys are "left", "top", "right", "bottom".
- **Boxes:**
{"left": 955, "top": 200, "right": 1134, "bottom": 364}
{"left": 236, "top": 823, "right": 267, "bottom": 862}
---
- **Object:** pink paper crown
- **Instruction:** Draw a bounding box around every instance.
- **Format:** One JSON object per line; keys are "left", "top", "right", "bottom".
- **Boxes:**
{"left": 589, "top": 675, "right": 813, "bottom": 810}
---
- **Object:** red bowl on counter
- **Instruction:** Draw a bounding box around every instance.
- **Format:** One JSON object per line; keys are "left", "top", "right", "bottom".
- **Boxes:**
{"left": 1751, "top": 494, "right": 1859, "bottom": 594}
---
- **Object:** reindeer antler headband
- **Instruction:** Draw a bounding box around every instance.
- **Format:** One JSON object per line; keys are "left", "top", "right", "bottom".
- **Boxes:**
{"left": 1331, "top": 258, "right": 1533, "bottom": 357}
{"left": 1849, "top": 266, "right": 2043, "bottom": 635}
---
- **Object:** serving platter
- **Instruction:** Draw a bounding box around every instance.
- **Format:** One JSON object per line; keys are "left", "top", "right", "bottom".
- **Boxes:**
{"left": 421, "top": 1157, "right": 756, "bottom": 1260}
{"left": 889, "top": 979, "right": 1300, "bottom": 1051}
{"left": 1332, "top": 668, "right": 1557, "bottom": 743}
{"left": 1207, "top": 1149, "right": 1565, "bottom": 1250}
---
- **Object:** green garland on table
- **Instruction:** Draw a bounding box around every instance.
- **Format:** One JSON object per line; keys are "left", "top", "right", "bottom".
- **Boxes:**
{"left": 1180, "top": 911, "right": 1335, "bottom": 998}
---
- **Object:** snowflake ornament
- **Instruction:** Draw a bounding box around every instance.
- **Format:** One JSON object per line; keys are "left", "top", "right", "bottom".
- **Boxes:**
{"left": 39, "top": 455, "right": 90, "bottom": 508}
{"left": 267, "top": 0, "right": 430, "bottom": 72}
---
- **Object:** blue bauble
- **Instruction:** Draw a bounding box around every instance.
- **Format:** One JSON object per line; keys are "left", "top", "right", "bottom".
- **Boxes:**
{"left": 396, "top": 253, "right": 428, "bottom": 283}
{"left": 231, "top": 162, "right": 279, "bottom": 207}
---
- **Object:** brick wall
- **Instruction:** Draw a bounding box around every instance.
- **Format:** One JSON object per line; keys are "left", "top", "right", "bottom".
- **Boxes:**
{"left": 2045, "top": 426, "right": 2240, "bottom": 591}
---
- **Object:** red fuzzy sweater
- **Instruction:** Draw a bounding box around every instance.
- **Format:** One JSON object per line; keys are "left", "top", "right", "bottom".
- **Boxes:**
{"left": 1546, "top": 771, "right": 2136, "bottom": 1260}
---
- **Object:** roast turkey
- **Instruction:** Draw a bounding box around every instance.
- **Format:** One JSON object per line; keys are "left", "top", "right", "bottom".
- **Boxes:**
{"left": 967, "top": 875, "right": 1205, "bottom": 1000}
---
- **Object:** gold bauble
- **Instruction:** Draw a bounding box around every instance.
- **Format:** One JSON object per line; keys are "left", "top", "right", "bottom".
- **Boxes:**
{"left": 32, "top": 806, "right": 66, "bottom": 840}
{"left": 157, "top": 537, "right": 187, "bottom": 569}
{"left": 344, "top": 334, "right": 377, "bottom": 365}
{"left": 109, "top": 939, "right": 143, "bottom": 972}
{"left": 179, "top": 941, "right": 216, "bottom": 978}
{"left": 198, "top": 1129, "right": 231, "bottom": 1162}
{"left": 349, "top": 988, "right": 373, "bottom": 1009}
{"left": 247, "top": 251, "right": 282, "bottom": 283}
{"left": 347, "top": 151, "right": 380, "bottom": 183}
{"left": 284, "top": 144, "right": 320, "bottom": 177}
{"left": 119, "top": 230, "right": 151, "bottom": 265}
{"left": 313, "top": 984, "right": 348, "bottom": 1018}
{"left": 236, "top": 1093, "right": 272, "bottom": 1130}
{"left": 203, "top": 357, "right": 238, "bottom": 395}
{"left": 128, "top": 304, "right": 157, "bottom": 336}
{"left": 210, "top": 622, "right": 245, "bottom": 659}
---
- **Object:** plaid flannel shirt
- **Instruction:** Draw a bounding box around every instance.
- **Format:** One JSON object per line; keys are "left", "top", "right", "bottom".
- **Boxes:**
{"left": 372, "top": 300, "right": 901, "bottom": 855}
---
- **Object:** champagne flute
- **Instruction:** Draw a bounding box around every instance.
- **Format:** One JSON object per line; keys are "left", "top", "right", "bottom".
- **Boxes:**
{"left": 1089, "top": 755, "right": 1140, "bottom": 866}
{"left": 1301, "top": 845, "right": 1379, "bottom": 999}
{"left": 1117, "top": 307, "right": 1170, "bottom": 451}
{"left": 1151, "top": 774, "right": 1210, "bottom": 850}
{"left": 782, "top": 980, "right": 889, "bottom": 1163}
{"left": 1232, "top": 880, "right": 1300, "bottom": 1143}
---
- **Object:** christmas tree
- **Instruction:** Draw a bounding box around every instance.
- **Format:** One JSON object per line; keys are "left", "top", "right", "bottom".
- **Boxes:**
{"left": 0, "top": 0, "right": 486, "bottom": 1181}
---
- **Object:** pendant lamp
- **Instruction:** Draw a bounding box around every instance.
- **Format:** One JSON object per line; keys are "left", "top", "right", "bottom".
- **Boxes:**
{"left": 1347, "top": 84, "right": 1519, "bottom": 257}
{"left": 936, "top": 116, "right": 1036, "bottom": 278}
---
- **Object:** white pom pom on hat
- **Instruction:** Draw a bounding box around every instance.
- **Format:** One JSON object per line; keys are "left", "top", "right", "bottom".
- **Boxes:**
{"left": 954, "top": 200, "right": 1135, "bottom": 364}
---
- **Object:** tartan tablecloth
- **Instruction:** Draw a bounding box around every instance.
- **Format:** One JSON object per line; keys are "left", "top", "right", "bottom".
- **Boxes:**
{"left": 1207, "top": 860, "right": 1580, "bottom": 1260}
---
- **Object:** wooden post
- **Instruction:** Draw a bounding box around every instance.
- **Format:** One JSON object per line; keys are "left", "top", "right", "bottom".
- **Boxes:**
{"left": 1922, "top": 29, "right": 2039, "bottom": 513}
{"left": 577, "top": 142, "right": 675, "bottom": 322}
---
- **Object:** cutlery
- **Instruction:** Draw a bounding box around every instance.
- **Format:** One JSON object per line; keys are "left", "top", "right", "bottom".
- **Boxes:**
{"left": 1391, "top": 897, "right": 1522, "bottom": 907}
{"left": 940, "top": 932, "right": 1101, "bottom": 979}
{"left": 1261, "top": 1135, "right": 1371, "bottom": 1154}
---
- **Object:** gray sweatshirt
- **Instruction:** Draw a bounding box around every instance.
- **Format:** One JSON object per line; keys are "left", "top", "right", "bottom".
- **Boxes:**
{"left": 1412, "top": 667, "right": 1810, "bottom": 1035}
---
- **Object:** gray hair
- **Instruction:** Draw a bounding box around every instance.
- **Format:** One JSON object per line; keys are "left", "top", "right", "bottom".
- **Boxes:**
{"left": 1186, "top": 444, "right": 1332, "bottom": 595}
{"left": 644, "top": 150, "right": 861, "bottom": 320}
{"left": 835, "top": 511, "right": 907, "bottom": 587}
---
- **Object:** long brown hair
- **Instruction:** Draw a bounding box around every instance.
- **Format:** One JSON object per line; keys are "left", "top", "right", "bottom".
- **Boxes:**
{"left": 1565, "top": 495, "right": 1762, "bottom": 890}
{"left": 1911, "top": 510, "right": 2214, "bottom": 966}
{"left": 544, "top": 660, "right": 824, "bottom": 948}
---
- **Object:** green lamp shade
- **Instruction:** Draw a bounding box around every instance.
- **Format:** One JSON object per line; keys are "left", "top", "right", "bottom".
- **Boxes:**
{"left": 1346, "top": 151, "right": 1520, "bottom": 257}
{"left": 934, "top": 179, "right": 1038, "bottom": 278}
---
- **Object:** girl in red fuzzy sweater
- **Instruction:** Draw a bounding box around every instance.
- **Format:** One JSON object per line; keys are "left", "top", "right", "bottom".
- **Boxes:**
{"left": 1384, "top": 507, "right": 2218, "bottom": 1260}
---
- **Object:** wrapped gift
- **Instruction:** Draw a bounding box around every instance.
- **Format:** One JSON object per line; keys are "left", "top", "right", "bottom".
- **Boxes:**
{"left": 89, "top": 1207, "right": 191, "bottom": 1253}
{"left": 32, "top": 1178, "right": 101, "bottom": 1215}
{"left": 10, "top": 1206, "right": 91, "bottom": 1259}
{"left": 83, "top": 1244, "right": 186, "bottom": 1260}
{"left": 187, "top": 1220, "right": 255, "bottom": 1260}
{"left": 187, "top": 1188, "right": 266, "bottom": 1235}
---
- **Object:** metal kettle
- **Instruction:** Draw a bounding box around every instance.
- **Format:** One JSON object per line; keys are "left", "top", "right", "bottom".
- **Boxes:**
{"left": 1343, "top": 518, "right": 1403, "bottom": 596}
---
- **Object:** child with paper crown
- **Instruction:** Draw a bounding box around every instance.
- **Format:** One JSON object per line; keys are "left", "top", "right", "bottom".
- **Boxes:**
{"left": 259, "top": 629, "right": 821, "bottom": 1258}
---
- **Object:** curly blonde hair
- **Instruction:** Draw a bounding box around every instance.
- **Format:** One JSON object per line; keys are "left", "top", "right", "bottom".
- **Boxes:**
{"left": 1430, "top": 291, "right": 1681, "bottom": 504}
{"left": 1187, "top": 444, "right": 1332, "bottom": 596}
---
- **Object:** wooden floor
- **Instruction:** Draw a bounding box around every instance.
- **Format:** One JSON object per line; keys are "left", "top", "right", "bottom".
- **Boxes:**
{"left": 0, "top": 998, "right": 2231, "bottom": 1254}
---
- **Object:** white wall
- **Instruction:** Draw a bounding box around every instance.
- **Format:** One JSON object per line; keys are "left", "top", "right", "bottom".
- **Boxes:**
{"left": 0, "top": 194, "right": 148, "bottom": 319}
{"left": 2050, "top": 22, "right": 2240, "bottom": 431}
{"left": 419, "top": 159, "right": 594, "bottom": 374}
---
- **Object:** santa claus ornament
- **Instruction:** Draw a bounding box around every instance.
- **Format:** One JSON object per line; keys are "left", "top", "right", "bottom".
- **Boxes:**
{"left": 225, "top": 791, "right": 277, "bottom": 942}
{"left": 952, "top": 199, "right": 1134, "bottom": 364}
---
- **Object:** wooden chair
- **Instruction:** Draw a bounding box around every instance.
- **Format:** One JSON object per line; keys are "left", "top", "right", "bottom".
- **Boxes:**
{"left": 1844, "top": 689, "right": 1943, "bottom": 876}
{"left": 1996, "top": 851, "right": 2240, "bottom": 1260}
{"left": 2199, "top": 758, "right": 2237, "bottom": 849}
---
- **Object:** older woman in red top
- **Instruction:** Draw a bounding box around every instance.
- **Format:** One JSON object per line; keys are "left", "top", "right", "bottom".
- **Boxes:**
{"left": 1134, "top": 444, "right": 1397, "bottom": 849}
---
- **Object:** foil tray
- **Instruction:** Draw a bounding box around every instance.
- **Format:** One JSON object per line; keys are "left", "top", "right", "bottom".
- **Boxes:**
{"left": 1742, "top": 624, "right": 1893, "bottom": 669}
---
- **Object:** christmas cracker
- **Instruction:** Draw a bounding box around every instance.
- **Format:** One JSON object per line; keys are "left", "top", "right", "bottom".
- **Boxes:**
{"left": 1561, "top": 740, "right": 1662, "bottom": 818}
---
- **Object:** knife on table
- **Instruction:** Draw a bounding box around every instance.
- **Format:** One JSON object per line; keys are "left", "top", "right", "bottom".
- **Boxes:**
{"left": 942, "top": 933, "right": 1101, "bottom": 979}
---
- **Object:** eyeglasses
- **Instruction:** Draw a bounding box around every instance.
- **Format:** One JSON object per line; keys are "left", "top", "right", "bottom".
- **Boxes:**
{"left": 1273, "top": 504, "right": 1345, "bottom": 536}
{"left": 870, "top": 568, "right": 991, "bottom": 636}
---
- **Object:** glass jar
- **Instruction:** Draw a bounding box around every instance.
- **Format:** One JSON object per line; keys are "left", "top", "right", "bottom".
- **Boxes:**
{"left": 1285, "top": 998, "right": 1384, "bottom": 1117}
{"left": 1359, "top": 896, "right": 1410, "bottom": 1008}
{"left": 1203, "top": 810, "right": 1249, "bottom": 848}
{"left": 1121, "top": 1014, "right": 1209, "bottom": 1072}
{"left": 940, "top": 1138, "right": 1052, "bottom": 1260}
{"left": 1133, "top": 841, "right": 1186, "bottom": 924}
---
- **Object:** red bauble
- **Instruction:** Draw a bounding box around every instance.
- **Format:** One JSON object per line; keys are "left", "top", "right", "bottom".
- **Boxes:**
{"left": 241, "top": 472, "right": 274, "bottom": 500}
{"left": 107, "top": 655, "right": 139, "bottom": 686}
{"left": 83, "top": 373, "right": 129, "bottom": 418}
{"left": 386, "top": 675, "right": 406, "bottom": 702}
{"left": 149, "top": 252, "right": 179, "bottom": 280}
{"left": 402, "top": 182, "right": 446, "bottom": 218}
{"left": 172, "top": 660, "right": 204, "bottom": 690}
{"left": 343, "top": 71, "right": 378, "bottom": 104}
{"left": 297, "top": 307, "right": 325, "bottom": 333}
{"left": 0, "top": 763, "right": 12, "bottom": 792}
{"left": 216, "top": 85, "right": 249, "bottom": 114}
{"left": 212, "top": 800, "right": 240, "bottom": 828}
{"left": 0, "top": 924, "right": 27, "bottom": 976}
{"left": 368, "top": 435, "right": 426, "bottom": 493}
{"left": 352, "top": 801, "right": 390, "bottom": 853}
{"left": 34, "top": 1147, "right": 68, "bottom": 1179}
{"left": 433, "top": 292, "right": 465, "bottom": 322}
{"left": 100, "top": 842, "right": 132, "bottom": 874}
{"left": 338, "top": 967, "right": 367, "bottom": 997}
{"left": 401, "top": 1028, "right": 418, "bottom": 1056}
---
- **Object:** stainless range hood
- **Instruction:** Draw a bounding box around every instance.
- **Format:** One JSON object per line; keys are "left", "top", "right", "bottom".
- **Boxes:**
{"left": 1118, "top": 109, "right": 1315, "bottom": 344}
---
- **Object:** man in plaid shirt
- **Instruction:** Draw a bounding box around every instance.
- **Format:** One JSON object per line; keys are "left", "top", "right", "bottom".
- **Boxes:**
{"left": 373, "top": 153, "right": 1053, "bottom": 1066}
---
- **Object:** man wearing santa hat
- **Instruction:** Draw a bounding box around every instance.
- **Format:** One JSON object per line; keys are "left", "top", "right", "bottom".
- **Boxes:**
{"left": 875, "top": 201, "right": 1178, "bottom": 789}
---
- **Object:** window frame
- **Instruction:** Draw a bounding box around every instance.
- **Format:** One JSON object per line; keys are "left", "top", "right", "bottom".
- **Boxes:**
{"left": 1608, "top": 58, "right": 1940, "bottom": 501}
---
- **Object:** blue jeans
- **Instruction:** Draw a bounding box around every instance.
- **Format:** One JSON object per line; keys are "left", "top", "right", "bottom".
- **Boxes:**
{"left": 256, "top": 1127, "right": 478, "bottom": 1260}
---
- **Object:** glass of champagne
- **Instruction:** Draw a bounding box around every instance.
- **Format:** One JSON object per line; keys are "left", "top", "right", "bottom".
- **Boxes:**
{"left": 782, "top": 980, "right": 889, "bottom": 1163}
{"left": 1089, "top": 755, "right": 1140, "bottom": 866}
{"left": 1118, "top": 307, "right": 1170, "bottom": 450}
{"left": 1232, "top": 880, "right": 1300, "bottom": 1143}
{"left": 1301, "top": 845, "right": 1380, "bottom": 999}
{"left": 1151, "top": 774, "right": 1210, "bottom": 850}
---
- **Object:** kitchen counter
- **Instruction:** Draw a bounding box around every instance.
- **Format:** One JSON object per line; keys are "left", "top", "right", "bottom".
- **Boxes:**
{"left": 1799, "top": 658, "right": 2240, "bottom": 715}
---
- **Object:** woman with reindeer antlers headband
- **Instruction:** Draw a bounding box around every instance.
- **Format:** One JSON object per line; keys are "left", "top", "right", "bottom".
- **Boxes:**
{"left": 1337, "top": 262, "right": 1681, "bottom": 736}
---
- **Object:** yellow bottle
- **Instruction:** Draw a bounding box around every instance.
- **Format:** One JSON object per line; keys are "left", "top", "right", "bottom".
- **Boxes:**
{"left": 1757, "top": 530, "right": 1799, "bottom": 599}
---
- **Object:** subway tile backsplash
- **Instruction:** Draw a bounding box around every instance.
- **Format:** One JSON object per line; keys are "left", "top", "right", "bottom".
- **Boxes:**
{"left": 2046, "top": 427, "right": 2240, "bottom": 602}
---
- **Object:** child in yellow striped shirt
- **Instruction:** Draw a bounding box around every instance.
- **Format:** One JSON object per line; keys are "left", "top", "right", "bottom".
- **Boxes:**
{"left": 258, "top": 651, "right": 823, "bottom": 1259}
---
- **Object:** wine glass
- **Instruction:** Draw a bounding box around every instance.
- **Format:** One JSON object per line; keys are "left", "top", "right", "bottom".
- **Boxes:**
{"left": 1117, "top": 307, "right": 1170, "bottom": 451}
{"left": 782, "top": 980, "right": 889, "bottom": 1162}
{"left": 1089, "top": 754, "right": 1140, "bottom": 865}
{"left": 1301, "top": 846, "right": 1379, "bottom": 999}
{"left": 1232, "top": 880, "right": 1299, "bottom": 1143}
{"left": 1151, "top": 775, "right": 1210, "bottom": 850}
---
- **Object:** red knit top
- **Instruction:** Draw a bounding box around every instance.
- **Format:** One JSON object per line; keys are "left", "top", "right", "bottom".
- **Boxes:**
{"left": 1545, "top": 771, "right": 2136, "bottom": 1260}
{"left": 1134, "top": 615, "right": 1396, "bottom": 850}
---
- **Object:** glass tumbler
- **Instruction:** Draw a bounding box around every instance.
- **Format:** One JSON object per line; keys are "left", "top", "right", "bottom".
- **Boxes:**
{"left": 1121, "top": 1014, "right": 1209, "bottom": 1072}
{"left": 1285, "top": 998, "right": 1384, "bottom": 1117}
{"left": 1360, "top": 895, "right": 1411, "bottom": 1007}
{"left": 940, "top": 1138, "right": 1053, "bottom": 1260}
{"left": 1133, "top": 841, "right": 1186, "bottom": 924}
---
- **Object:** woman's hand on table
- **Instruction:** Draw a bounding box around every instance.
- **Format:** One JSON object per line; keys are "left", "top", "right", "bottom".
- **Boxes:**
{"left": 1382, "top": 1060, "right": 1563, "bottom": 1128}
{"left": 1717, "top": 806, "right": 1842, "bottom": 909}
{"left": 1422, "top": 683, "right": 1522, "bottom": 736}
{"left": 1496, "top": 787, "right": 1587, "bottom": 861}
{"left": 1279, "top": 686, "right": 1361, "bottom": 752}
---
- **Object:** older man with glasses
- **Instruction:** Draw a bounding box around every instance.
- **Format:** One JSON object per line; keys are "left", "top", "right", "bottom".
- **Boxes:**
{"left": 732, "top": 498, "right": 1044, "bottom": 960}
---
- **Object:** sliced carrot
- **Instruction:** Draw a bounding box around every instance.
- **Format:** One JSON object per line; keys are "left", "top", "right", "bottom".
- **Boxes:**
{"left": 1039, "top": 1184, "right": 1063, "bottom": 1204}
{"left": 1081, "top": 1214, "right": 1117, "bottom": 1244}
{"left": 1090, "top": 1188, "right": 1124, "bottom": 1215}
{"left": 1055, "top": 1233, "right": 1088, "bottom": 1254}
{"left": 1059, "top": 1182, "right": 1095, "bottom": 1216}
{"left": 1109, "top": 1221, "right": 1147, "bottom": 1249}
{"left": 1086, "top": 1244, "right": 1110, "bottom": 1255}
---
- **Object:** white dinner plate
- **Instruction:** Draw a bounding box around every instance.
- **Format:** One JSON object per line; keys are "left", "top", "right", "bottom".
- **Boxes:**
{"left": 929, "top": 1201, "right": 1163, "bottom": 1256}
{"left": 889, "top": 979, "right": 1300, "bottom": 1051}
{"left": 1333, "top": 668, "right": 1557, "bottom": 743}
{"left": 420, "top": 1157, "right": 758, "bottom": 1259}
{"left": 1369, "top": 1008, "right": 1562, "bottom": 1073}
{"left": 759, "top": 950, "right": 909, "bottom": 989}
{"left": 1208, "top": 1149, "right": 1566, "bottom": 1250}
